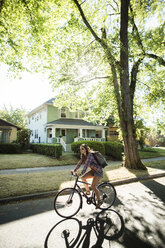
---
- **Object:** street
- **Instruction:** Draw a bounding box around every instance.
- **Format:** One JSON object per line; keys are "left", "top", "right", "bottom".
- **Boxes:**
{"left": 0, "top": 177, "right": 165, "bottom": 248}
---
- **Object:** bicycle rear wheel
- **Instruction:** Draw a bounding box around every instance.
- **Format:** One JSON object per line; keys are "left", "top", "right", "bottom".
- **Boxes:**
{"left": 54, "top": 187, "right": 82, "bottom": 218}
{"left": 96, "top": 209, "right": 124, "bottom": 240}
{"left": 96, "top": 182, "right": 116, "bottom": 209}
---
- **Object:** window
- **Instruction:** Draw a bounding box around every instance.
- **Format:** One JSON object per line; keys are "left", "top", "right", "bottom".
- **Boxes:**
{"left": 96, "top": 131, "right": 101, "bottom": 138}
{"left": 74, "top": 111, "right": 78, "bottom": 119}
{"left": 48, "top": 129, "right": 52, "bottom": 138}
{"left": 61, "top": 107, "right": 67, "bottom": 118}
{"left": 61, "top": 129, "right": 66, "bottom": 136}
{"left": 35, "top": 130, "right": 38, "bottom": 139}
{"left": 79, "top": 111, "right": 85, "bottom": 119}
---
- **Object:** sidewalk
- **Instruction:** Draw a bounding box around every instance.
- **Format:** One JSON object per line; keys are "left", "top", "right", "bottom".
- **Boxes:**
{"left": 0, "top": 157, "right": 165, "bottom": 204}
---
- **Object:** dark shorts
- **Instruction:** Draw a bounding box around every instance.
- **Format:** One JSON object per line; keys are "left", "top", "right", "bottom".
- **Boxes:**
{"left": 91, "top": 170, "right": 103, "bottom": 178}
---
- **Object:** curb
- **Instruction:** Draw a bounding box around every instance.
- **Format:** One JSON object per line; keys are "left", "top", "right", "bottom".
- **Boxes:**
{"left": 0, "top": 172, "right": 165, "bottom": 205}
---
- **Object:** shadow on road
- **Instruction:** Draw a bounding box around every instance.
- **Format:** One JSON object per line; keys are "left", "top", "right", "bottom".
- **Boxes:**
{"left": 44, "top": 209, "right": 124, "bottom": 248}
{"left": 0, "top": 197, "right": 54, "bottom": 224}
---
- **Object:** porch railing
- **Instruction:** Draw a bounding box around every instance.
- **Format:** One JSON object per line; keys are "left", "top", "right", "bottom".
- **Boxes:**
{"left": 74, "top": 137, "right": 103, "bottom": 142}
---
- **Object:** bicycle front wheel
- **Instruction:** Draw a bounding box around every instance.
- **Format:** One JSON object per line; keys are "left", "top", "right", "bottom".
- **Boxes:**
{"left": 96, "top": 182, "right": 116, "bottom": 210}
{"left": 44, "top": 218, "right": 82, "bottom": 248}
{"left": 54, "top": 187, "right": 82, "bottom": 218}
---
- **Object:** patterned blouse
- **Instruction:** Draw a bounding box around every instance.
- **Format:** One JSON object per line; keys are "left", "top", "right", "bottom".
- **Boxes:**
{"left": 74, "top": 152, "right": 103, "bottom": 176}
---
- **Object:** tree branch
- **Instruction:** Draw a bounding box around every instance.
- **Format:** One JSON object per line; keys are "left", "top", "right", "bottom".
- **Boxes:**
{"left": 77, "top": 76, "right": 111, "bottom": 84}
{"left": 72, "top": 0, "right": 121, "bottom": 109}
{"left": 129, "top": 5, "right": 145, "bottom": 54}
{"left": 145, "top": 53, "right": 165, "bottom": 66}
{"left": 130, "top": 56, "right": 144, "bottom": 104}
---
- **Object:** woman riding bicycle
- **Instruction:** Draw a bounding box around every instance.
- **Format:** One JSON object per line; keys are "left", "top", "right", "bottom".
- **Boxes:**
{"left": 71, "top": 144, "right": 103, "bottom": 209}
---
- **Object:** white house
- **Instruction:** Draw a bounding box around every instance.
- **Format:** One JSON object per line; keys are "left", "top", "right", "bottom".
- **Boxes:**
{"left": 27, "top": 98, "right": 108, "bottom": 151}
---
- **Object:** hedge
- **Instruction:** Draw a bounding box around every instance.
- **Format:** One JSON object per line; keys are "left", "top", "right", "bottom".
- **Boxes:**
{"left": 103, "top": 141, "right": 124, "bottom": 160}
{"left": 30, "top": 143, "right": 62, "bottom": 158}
{"left": 0, "top": 143, "right": 22, "bottom": 154}
{"left": 71, "top": 141, "right": 105, "bottom": 155}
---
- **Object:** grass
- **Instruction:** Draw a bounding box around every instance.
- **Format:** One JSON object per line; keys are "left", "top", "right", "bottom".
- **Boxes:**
{"left": 0, "top": 147, "right": 164, "bottom": 199}
{"left": 0, "top": 160, "right": 164, "bottom": 199}
{"left": 139, "top": 147, "right": 165, "bottom": 159}
{"left": 0, "top": 152, "right": 79, "bottom": 170}
{"left": 0, "top": 147, "right": 164, "bottom": 170}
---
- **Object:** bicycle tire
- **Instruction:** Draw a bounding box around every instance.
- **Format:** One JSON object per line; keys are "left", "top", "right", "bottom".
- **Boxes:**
{"left": 44, "top": 218, "right": 82, "bottom": 248}
{"left": 95, "top": 209, "right": 124, "bottom": 240}
{"left": 94, "top": 182, "right": 116, "bottom": 210}
{"left": 54, "top": 187, "right": 82, "bottom": 218}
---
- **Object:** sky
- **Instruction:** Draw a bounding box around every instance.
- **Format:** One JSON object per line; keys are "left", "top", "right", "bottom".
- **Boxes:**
{"left": 0, "top": 65, "right": 55, "bottom": 113}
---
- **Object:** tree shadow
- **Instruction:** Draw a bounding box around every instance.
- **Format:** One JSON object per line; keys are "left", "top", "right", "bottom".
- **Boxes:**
{"left": 113, "top": 181, "right": 165, "bottom": 248}
{"left": 0, "top": 197, "right": 55, "bottom": 224}
{"left": 127, "top": 167, "right": 165, "bottom": 203}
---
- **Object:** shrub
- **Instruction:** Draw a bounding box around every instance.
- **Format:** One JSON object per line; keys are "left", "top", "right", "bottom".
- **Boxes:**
{"left": 17, "top": 128, "right": 31, "bottom": 148}
{"left": 0, "top": 143, "right": 22, "bottom": 154}
{"left": 103, "top": 141, "right": 124, "bottom": 160}
{"left": 30, "top": 143, "right": 62, "bottom": 158}
{"left": 71, "top": 141, "right": 105, "bottom": 155}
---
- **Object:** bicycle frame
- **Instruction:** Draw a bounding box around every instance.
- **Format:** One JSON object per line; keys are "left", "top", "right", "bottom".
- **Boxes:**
{"left": 72, "top": 174, "right": 93, "bottom": 201}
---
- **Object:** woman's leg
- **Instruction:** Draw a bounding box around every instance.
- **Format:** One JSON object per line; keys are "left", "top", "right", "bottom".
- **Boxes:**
{"left": 91, "top": 175, "right": 101, "bottom": 201}
{"left": 81, "top": 170, "right": 94, "bottom": 192}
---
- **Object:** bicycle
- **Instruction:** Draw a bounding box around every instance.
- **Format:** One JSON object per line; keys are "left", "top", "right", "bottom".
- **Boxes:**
{"left": 54, "top": 173, "right": 116, "bottom": 218}
{"left": 44, "top": 209, "right": 124, "bottom": 248}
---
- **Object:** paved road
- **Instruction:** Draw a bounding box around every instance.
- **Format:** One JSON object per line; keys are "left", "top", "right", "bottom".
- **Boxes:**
{"left": 0, "top": 177, "right": 165, "bottom": 248}
{"left": 0, "top": 157, "right": 164, "bottom": 175}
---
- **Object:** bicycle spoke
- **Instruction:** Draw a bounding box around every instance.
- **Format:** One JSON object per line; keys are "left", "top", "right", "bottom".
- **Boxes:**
{"left": 97, "top": 182, "right": 116, "bottom": 209}
{"left": 54, "top": 188, "right": 82, "bottom": 218}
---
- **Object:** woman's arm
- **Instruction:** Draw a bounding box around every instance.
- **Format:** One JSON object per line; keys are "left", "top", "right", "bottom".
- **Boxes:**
{"left": 81, "top": 153, "right": 93, "bottom": 175}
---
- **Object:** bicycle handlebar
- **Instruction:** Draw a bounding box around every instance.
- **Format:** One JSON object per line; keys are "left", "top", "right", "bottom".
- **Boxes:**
{"left": 71, "top": 171, "right": 80, "bottom": 177}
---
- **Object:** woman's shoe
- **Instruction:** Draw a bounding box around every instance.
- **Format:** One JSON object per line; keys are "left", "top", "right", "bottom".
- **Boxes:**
{"left": 96, "top": 199, "right": 103, "bottom": 209}
{"left": 86, "top": 191, "right": 90, "bottom": 195}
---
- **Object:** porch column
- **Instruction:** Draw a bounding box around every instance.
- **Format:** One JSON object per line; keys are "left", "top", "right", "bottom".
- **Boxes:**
{"left": 102, "top": 129, "right": 105, "bottom": 139}
{"left": 52, "top": 127, "right": 56, "bottom": 138}
{"left": 79, "top": 128, "right": 83, "bottom": 138}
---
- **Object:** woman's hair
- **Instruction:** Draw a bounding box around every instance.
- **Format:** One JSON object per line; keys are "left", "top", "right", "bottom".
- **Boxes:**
{"left": 80, "top": 144, "right": 91, "bottom": 163}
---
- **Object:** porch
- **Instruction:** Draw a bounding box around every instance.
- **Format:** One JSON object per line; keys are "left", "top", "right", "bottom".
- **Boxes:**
{"left": 46, "top": 118, "right": 108, "bottom": 152}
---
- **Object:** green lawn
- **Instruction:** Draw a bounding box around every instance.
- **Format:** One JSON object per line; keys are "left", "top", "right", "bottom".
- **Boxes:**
{"left": 0, "top": 159, "right": 164, "bottom": 199}
{"left": 0, "top": 152, "right": 79, "bottom": 170}
{"left": 139, "top": 147, "right": 165, "bottom": 159}
{"left": 0, "top": 147, "right": 164, "bottom": 170}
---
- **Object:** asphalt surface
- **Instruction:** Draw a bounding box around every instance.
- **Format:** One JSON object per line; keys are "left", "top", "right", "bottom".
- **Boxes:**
{"left": 0, "top": 177, "right": 165, "bottom": 248}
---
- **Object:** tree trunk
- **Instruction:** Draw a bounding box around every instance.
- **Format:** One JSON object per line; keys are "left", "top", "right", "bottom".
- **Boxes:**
{"left": 120, "top": 0, "right": 146, "bottom": 170}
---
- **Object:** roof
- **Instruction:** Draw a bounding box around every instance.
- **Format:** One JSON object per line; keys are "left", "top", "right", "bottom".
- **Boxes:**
{"left": 47, "top": 118, "right": 108, "bottom": 128}
{"left": 0, "top": 119, "right": 21, "bottom": 130}
{"left": 27, "top": 98, "right": 55, "bottom": 116}
{"left": 44, "top": 98, "right": 55, "bottom": 104}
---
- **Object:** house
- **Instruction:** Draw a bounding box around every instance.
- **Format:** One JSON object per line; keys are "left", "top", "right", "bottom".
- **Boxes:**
{"left": 27, "top": 98, "right": 108, "bottom": 151}
{"left": 0, "top": 119, "right": 21, "bottom": 143}
{"left": 107, "top": 124, "right": 119, "bottom": 142}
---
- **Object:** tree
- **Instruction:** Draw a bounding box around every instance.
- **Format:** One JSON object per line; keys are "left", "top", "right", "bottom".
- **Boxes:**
{"left": 0, "top": 106, "right": 27, "bottom": 127}
{"left": 17, "top": 128, "right": 31, "bottom": 148}
{"left": 1, "top": 0, "right": 164, "bottom": 169}
{"left": 49, "top": 0, "right": 164, "bottom": 169}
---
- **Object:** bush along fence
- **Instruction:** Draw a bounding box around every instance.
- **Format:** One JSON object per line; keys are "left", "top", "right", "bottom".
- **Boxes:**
{"left": 71, "top": 140, "right": 105, "bottom": 156}
{"left": 0, "top": 143, "right": 22, "bottom": 154}
{"left": 71, "top": 140, "right": 124, "bottom": 160}
{"left": 103, "top": 141, "right": 124, "bottom": 160}
{"left": 30, "top": 143, "right": 62, "bottom": 158}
